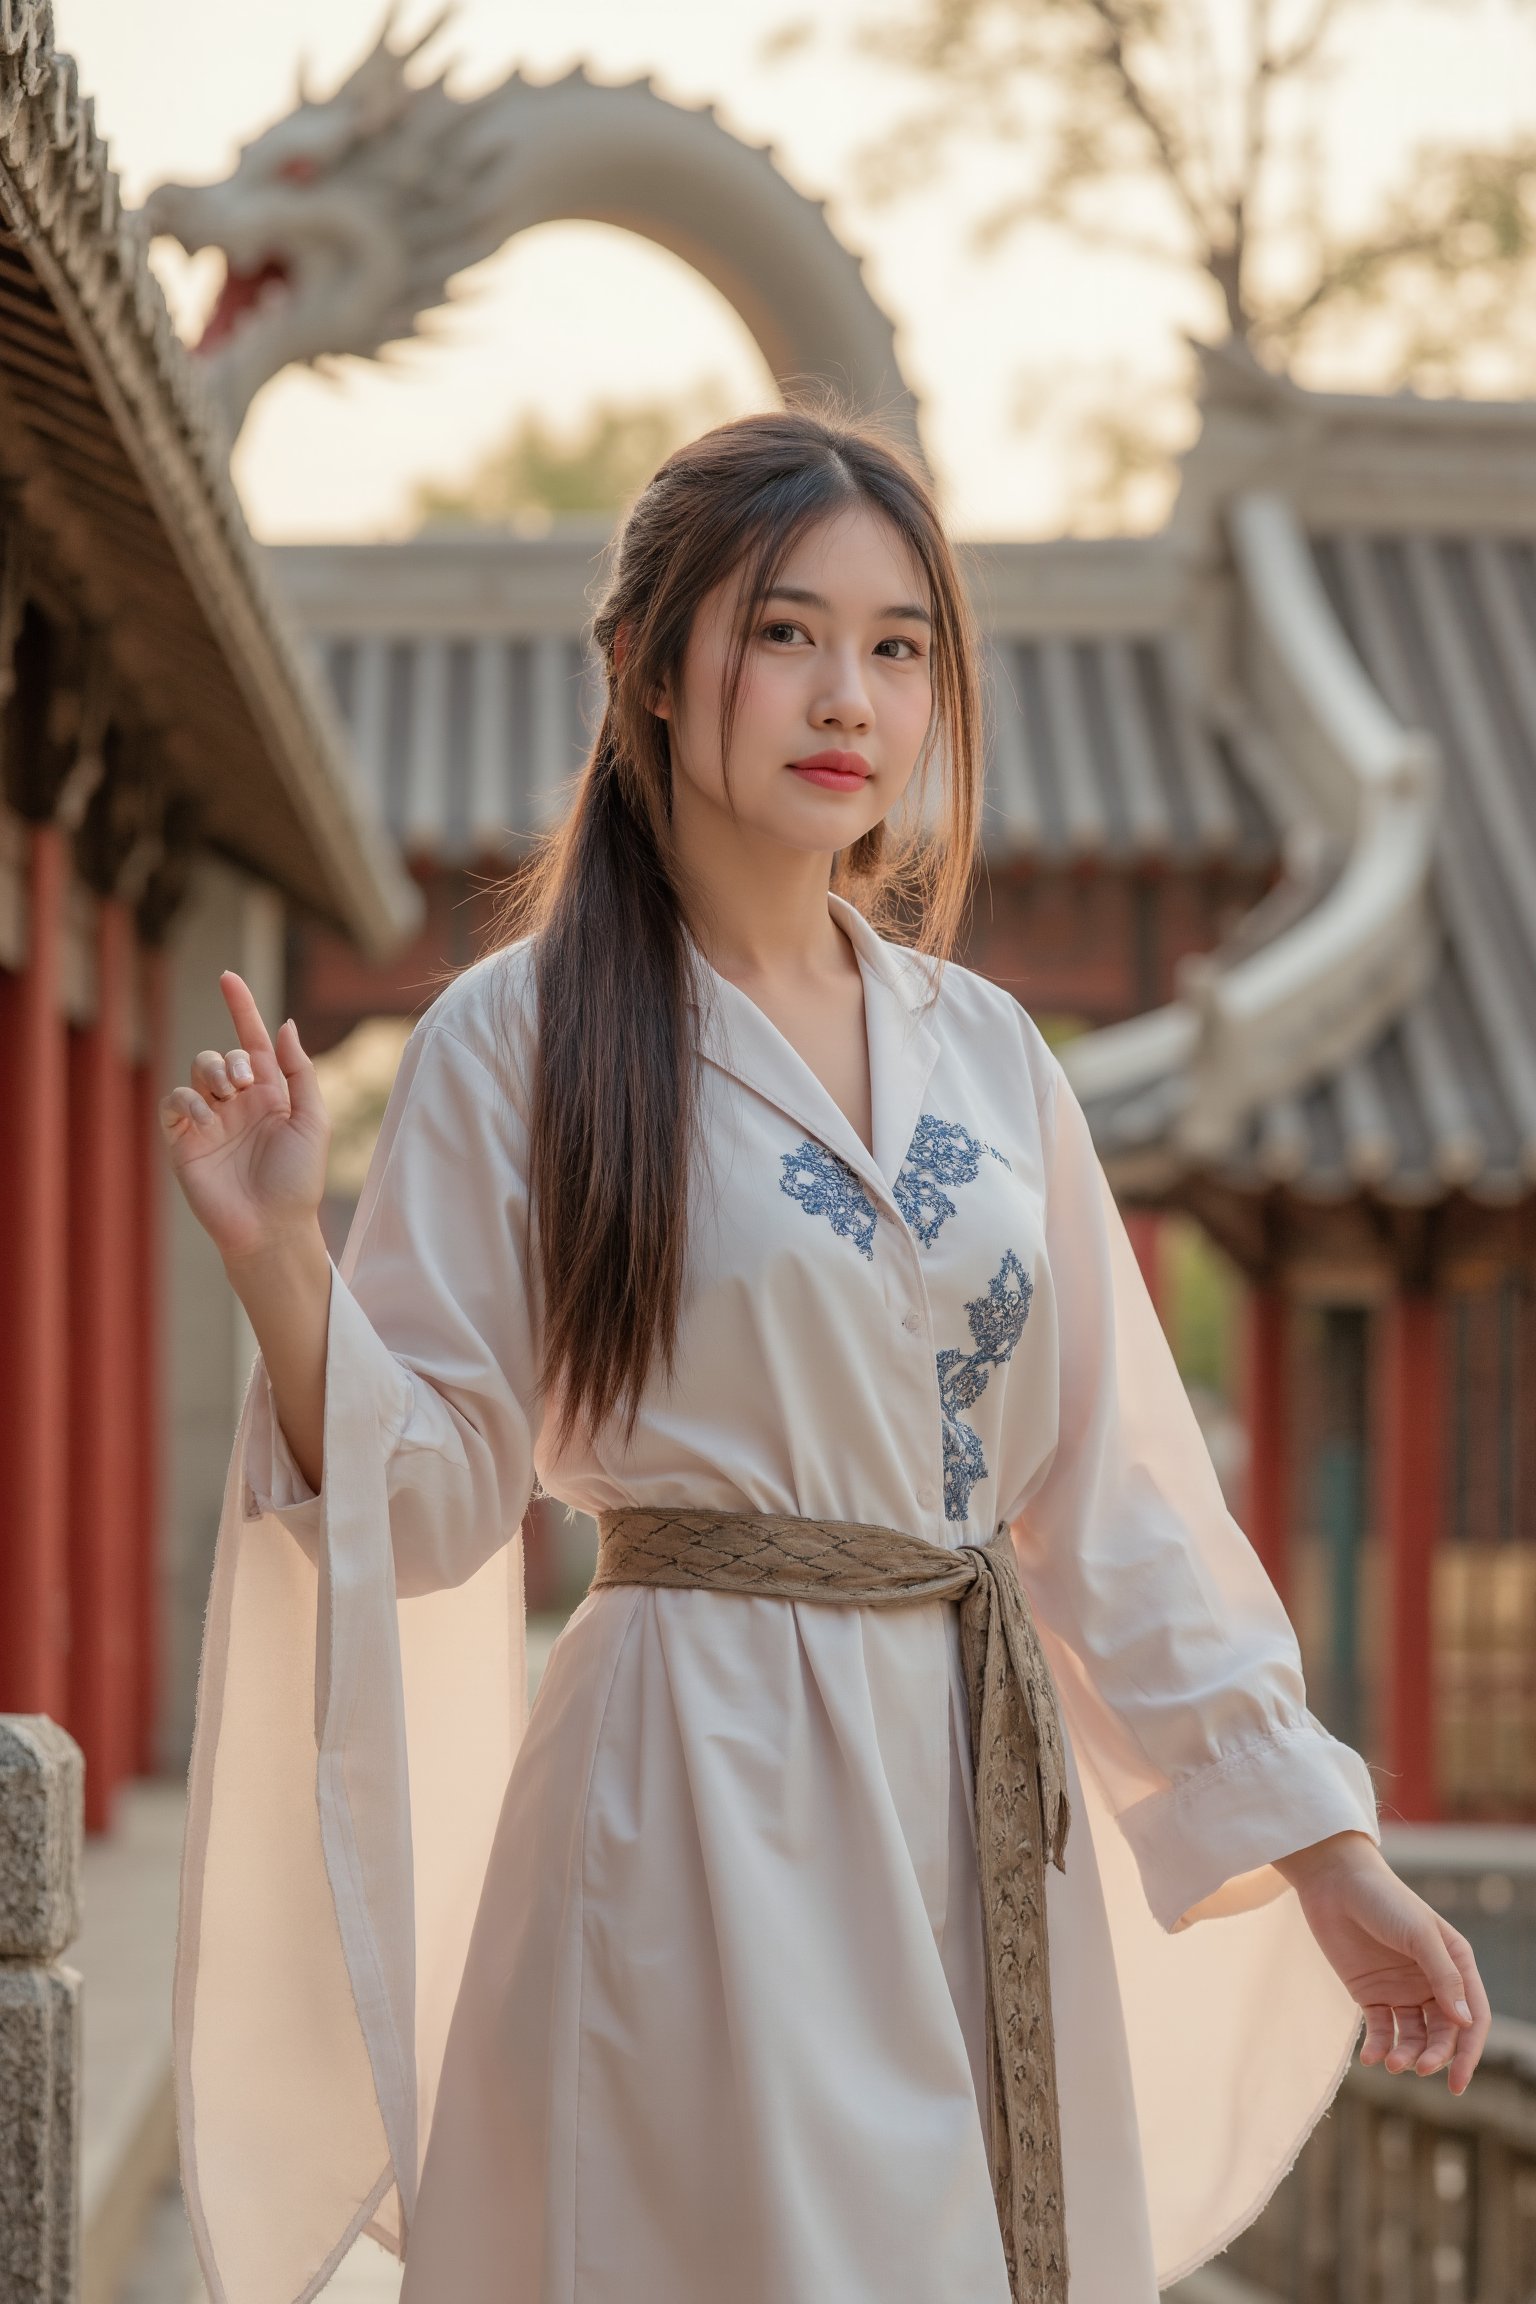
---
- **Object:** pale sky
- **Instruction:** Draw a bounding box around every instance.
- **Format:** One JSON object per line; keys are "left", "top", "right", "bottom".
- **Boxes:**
{"left": 49, "top": 0, "right": 1536, "bottom": 542}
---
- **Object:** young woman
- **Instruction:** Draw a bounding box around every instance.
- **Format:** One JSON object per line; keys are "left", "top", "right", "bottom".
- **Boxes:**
{"left": 164, "top": 401, "right": 1489, "bottom": 2304}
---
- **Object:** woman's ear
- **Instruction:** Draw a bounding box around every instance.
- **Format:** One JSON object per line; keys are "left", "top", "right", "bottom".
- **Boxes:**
{"left": 614, "top": 622, "right": 668, "bottom": 718}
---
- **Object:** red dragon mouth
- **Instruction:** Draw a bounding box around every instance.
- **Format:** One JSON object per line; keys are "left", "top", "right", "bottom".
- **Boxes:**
{"left": 198, "top": 256, "right": 292, "bottom": 351}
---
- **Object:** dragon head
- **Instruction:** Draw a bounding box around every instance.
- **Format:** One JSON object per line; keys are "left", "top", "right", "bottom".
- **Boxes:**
{"left": 141, "top": 8, "right": 516, "bottom": 439}
{"left": 138, "top": 10, "right": 921, "bottom": 463}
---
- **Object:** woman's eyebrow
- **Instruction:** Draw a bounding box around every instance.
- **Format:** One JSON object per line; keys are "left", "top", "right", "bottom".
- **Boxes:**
{"left": 763, "top": 584, "right": 933, "bottom": 626}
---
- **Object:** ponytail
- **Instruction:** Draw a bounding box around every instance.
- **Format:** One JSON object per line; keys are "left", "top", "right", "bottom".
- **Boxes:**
{"left": 516, "top": 729, "right": 697, "bottom": 1450}
{"left": 482, "top": 393, "right": 984, "bottom": 1453}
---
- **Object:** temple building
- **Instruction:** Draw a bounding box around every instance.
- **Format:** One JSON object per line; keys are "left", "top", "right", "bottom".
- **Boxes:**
{"left": 269, "top": 346, "right": 1536, "bottom": 1823}
{"left": 5, "top": 0, "right": 1533, "bottom": 1832}
{"left": 1067, "top": 349, "right": 1536, "bottom": 1825}
{"left": 0, "top": 9, "right": 417, "bottom": 1829}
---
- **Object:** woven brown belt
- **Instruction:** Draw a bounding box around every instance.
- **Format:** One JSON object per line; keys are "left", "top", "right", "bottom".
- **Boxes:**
{"left": 591, "top": 1504, "right": 1073, "bottom": 2303}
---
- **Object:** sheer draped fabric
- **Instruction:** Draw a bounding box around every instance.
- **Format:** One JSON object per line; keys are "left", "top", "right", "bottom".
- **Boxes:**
{"left": 174, "top": 897, "right": 1378, "bottom": 2304}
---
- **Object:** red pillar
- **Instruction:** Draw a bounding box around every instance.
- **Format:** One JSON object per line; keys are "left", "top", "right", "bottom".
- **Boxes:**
{"left": 0, "top": 823, "right": 71, "bottom": 1717}
{"left": 1244, "top": 1285, "right": 1291, "bottom": 1604}
{"left": 1124, "top": 1210, "right": 1165, "bottom": 1327}
{"left": 67, "top": 894, "right": 138, "bottom": 1831}
{"left": 1380, "top": 1291, "right": 1443, "bottom": 1821}
{"left": 130, "top": 944, "right": 168, "bottom": 1773}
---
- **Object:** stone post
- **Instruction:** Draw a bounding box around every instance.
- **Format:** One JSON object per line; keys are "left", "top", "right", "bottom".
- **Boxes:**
{"left": 0, "top": 1716, "right": 83, "bottom": 2303}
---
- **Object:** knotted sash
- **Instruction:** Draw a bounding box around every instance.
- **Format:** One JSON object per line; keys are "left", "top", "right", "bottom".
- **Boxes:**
{"left": 591, "top": 1505, "right": 1073, "bottom": 2303}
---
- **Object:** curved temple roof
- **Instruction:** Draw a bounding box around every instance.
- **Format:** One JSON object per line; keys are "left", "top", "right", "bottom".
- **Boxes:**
{"left": 982, "top": 632, "right": 1272, "bottom": 866}
{"left": 1065, "top": 328, "right": 1536, "bottom": 1216}
{"left": 272, "top": 538, "right": 1279, "bottom": 875}
{"left": 272, "top": 359, "right": 1536, "bottom": 1224}
{"left": 1257, "top": 533, "right": 1536, "bottom": 1203}
{"left": 0, "top": 4, "right": 419, "bottom": 956}
{"left": 1074, "top": 524, "right": 1536, "bottom": 1211}
{"left": 1035, "top": 337, "right": 1536, "bottom": 1224}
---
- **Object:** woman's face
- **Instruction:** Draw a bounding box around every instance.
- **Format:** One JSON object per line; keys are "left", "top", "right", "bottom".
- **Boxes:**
{"left": 654, "top": 501, "right": 935, "bottom": 857}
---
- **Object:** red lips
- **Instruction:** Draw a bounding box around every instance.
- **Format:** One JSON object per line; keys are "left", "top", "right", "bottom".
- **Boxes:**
{"left": 790, "top": 751, "right": 872, "bottom": 776}
{"left": 788, "top": 751, "right": 873, "bottom": 792}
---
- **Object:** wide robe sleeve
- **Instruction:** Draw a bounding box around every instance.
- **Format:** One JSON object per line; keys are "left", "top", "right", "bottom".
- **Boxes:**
{"left": 1007, "top": 1046, "right": 1382, "bottom": 2288}
{"left": 174, "top": 1008, "right": 543, "bottom": 2304}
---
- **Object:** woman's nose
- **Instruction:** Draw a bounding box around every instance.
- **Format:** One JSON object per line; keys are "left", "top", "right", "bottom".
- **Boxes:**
{"left": 813, "top": 655, "right": 873, "bottom": 728}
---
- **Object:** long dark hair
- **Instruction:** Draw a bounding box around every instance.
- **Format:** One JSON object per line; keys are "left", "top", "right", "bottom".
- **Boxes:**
{"left": 486, "top": 390, "right": 986, "bottom": 1454}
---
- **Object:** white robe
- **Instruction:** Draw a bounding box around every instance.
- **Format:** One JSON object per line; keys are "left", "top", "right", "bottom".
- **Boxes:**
{"left": 173, "top": 891, "right": 1380, "bottom": 2304}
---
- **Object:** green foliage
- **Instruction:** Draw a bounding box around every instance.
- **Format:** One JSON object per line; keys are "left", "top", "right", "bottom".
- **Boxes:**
{"left": 309, "top": 1017, "right": 412, "bottom": 1199}
{"left": 1028, "top": 1012, "right": 1092, "bottom": 1054}
{"left": 759, "top": 0, "right": 1536, "bottom": 524}
{"left": 1293, "top": 134, "right": 1536, "bottom": 395}
{"left": 1163, "top": 1212, "right": 1240, "bottom": 1398}
{"left": 968, "top": 1005, "right": 1240, "bottom": 1388}
{"left": 409, "top": 379, "right": 738, "bottom": 531}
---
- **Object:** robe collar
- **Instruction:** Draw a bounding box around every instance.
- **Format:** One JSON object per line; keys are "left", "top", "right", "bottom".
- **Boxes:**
{"left": 686, "top": 890, "right": 942, "bottom": 1202}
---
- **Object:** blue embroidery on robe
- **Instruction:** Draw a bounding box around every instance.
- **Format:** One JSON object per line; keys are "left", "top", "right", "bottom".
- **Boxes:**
{"left": 779, "top": 1139, "right": 877, "bottom": 1261}
{"left": 938, "top": 1249, "right": 1034, "bottom": 1521}
{"left": 894, "top": 1114, "right": 986, "bottom": 1245}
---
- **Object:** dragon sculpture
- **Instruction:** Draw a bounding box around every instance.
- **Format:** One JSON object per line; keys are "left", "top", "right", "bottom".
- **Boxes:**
{"left": 140, "top": 10, "right": 918, "bottom": 451}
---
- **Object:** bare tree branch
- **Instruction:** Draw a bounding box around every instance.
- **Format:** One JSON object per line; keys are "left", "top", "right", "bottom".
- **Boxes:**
{"left": 1258, "top": 135, "right": 1536, "bottom": 350}
{"left": 1264, "top": 0, "right": 1350, "bottom": 81}
{"left": 1078, "top": 0, "right": 1215, "bottom": 246}
{"left": 843, "top": 0, "right": 1536, "bottom": 522}
{"left": 1213, "top": 0, "right": 1278, "bottom": 337}
{"left": 1180, "top": 0, "right": 1230, "bottom": 218}
{"left": 972, "top": 190, "right": 1197, "bottom": 273}
{"left": 1243, "top": 0, "right": 1274, "bottom": 196}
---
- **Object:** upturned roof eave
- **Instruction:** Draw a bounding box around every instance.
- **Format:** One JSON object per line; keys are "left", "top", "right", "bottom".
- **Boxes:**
{"left": 0, "top": 9, "right": 420, "bottom": 960}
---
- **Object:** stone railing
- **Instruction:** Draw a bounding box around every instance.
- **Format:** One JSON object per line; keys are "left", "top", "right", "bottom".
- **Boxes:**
{"left": 1382, "top": 1828, "right": 1536, "bottom": 2027}
{"left": 1173, "top": 2017, "right": 1536, "bottom": 2304}
{"left": 0, "top": 1716, "right": 83, "bottom": 2304}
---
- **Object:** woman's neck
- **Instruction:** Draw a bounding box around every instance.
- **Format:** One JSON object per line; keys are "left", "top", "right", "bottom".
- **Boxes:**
{"left": 672, "top": 828, "right": 848, "bottom": 992}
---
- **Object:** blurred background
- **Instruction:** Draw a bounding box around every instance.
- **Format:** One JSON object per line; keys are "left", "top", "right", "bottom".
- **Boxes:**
{"left": 4, "top": 0, "right": 1536, "bottom": 2295}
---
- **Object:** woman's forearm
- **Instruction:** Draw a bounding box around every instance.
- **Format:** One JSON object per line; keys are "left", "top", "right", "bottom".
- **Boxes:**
{"left": 1271, "top": 1828, "right": 1380, "bottom": 1887}
{"left": 223, "top": 1221, "right": 334, "bottom": 1497}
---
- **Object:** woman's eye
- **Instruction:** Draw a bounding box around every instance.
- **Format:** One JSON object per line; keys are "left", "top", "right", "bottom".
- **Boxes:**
{"left": 760, "top": 623, "right": 924, "bottom": 657}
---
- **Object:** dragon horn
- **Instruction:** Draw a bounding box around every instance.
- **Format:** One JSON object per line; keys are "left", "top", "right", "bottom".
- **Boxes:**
{"left": 337, "top": 2, "right": 438, "bottom": 132}
{"left": 348, "top": 2, "right": 452, "bottom": 90}
{"left": 397, "top": 7, "right": 455, "bottom": 67}
{"left": 359, "top": 2, "right": 410, "bottom": 68}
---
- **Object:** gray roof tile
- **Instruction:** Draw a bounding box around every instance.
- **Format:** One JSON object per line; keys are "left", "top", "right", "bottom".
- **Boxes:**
{"left": 1099, "top": 530, "right": 1536, "bottom": 1204}
{"left": 308, "top": 621, "right": 1277, "bottom": 871}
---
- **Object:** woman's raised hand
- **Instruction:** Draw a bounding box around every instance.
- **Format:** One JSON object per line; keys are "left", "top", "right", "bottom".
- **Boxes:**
{"left": 159, "top": 971, "right": 331, "bottom": 1271}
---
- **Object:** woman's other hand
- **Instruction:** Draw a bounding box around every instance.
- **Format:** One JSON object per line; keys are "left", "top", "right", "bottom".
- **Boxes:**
{"left": 160, "top": 971, "right": 334, "bottom": 1494}
{"left": 1275, "top": 1829, "right": 1491, "bottom": 2095}
{"left": 159, "top": 971, "right": 330, "bottom": 1271}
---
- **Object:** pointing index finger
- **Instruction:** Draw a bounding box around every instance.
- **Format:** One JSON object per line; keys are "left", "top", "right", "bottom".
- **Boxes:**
{"left": 219, "top": 970, "right": 277, "bottom": 1065}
